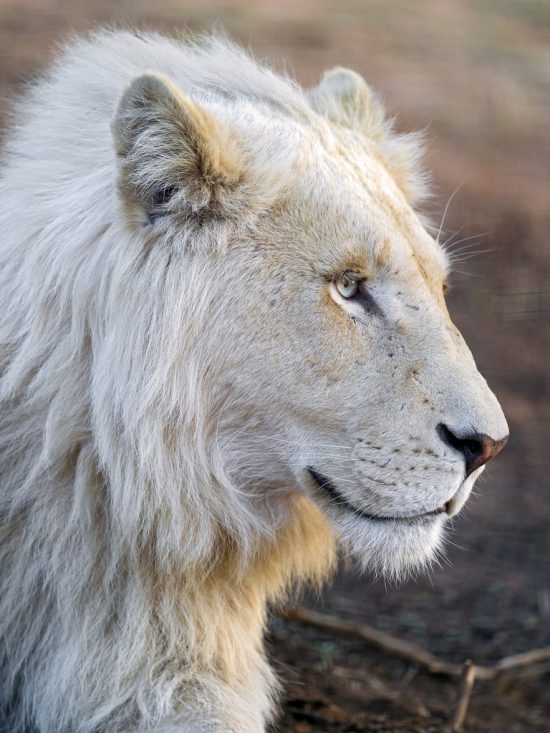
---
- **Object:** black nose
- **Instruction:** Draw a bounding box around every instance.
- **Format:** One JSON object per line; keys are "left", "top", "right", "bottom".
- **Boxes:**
{"left": 437, "top": 423, "right": 508, "bottom": 477}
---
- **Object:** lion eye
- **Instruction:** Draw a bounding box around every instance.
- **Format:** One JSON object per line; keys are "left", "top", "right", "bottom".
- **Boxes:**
{"left": 335, "top": 273, "right": 359, "bottom": 299}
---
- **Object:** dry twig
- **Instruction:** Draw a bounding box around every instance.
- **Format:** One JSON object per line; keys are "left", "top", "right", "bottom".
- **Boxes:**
{"left": 443, "top": 660, "right": 476, "bottom": 732}
{"left": 279, "top": 605, "right": 550, "bottom": 681}
{"left": 280, "top": 606, "right": 462, "bottom": 676}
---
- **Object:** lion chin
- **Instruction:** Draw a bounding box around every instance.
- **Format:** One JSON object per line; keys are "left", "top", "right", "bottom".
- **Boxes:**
{"left": 0, "top": 30, "right": 508, "bottom": 733}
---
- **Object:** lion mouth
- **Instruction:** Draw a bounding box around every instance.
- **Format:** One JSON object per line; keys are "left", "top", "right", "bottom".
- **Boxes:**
{"left": 306, "top": 467, "right": 448, "bottom": 523}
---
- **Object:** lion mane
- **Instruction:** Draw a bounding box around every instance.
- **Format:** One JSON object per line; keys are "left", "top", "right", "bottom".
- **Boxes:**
{"left": 0, "top": 31, "right": 343, "bottom": 733}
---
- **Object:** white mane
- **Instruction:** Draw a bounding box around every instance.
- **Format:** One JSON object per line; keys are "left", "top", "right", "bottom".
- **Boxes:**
{"left": 0, "top": 31, "right": 336, "bottom": 733}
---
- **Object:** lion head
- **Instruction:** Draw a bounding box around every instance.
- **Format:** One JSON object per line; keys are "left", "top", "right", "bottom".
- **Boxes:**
{"left": 110, "top": 47, "right": 508, "bottom": 582}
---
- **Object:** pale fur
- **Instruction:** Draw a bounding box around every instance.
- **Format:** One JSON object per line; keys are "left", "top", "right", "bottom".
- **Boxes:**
{"left": 0, "top": 30, "right": 507, "bottom": 733}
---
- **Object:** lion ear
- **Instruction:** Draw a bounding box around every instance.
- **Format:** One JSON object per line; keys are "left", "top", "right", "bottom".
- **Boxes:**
{"left": 308, "top": 68, "right": 429, "bottom": 206}
{"left": 112, "top": 72, "right": 243, "bottom": 223}
{"left": 307, "top": 68, "right": 387, "bottom": 140}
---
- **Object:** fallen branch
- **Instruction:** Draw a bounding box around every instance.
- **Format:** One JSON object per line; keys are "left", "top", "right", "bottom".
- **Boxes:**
{"left": 278, "top": 605, "right": 550, "bottom": 681}
{"left": 280, "top": 606, "right": 462, "bottom": 676}
{"left": 443, "top": 660, "right": 476, "bottom": 732}
{"left": 492, "top": 645, "right": 550, "bottom": 675}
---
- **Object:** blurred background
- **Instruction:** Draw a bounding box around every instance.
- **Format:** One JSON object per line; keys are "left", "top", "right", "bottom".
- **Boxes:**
{"left": 1, "top": 1, "right": 548, "bottom": 731}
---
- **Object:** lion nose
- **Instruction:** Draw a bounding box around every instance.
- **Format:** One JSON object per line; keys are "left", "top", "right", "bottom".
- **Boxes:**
{"left": 437, "top": 424, "right": 508, "bottom": 477}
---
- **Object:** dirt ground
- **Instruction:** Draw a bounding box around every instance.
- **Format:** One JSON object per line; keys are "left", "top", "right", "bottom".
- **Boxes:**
{"left": 1, "top": 1, "right": 549, "bottom": 731}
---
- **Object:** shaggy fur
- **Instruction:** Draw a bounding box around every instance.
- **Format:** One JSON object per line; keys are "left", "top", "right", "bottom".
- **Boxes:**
{"left": 0, "top": 31, "right": 507, "bottom": 733}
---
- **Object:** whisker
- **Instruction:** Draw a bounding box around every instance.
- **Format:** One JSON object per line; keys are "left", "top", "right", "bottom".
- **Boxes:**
{"left": 436, "top": 181, "right": 464, "bottom": 246}
{"left": 449, "top": 247, "right": 497, "bottom": 263}
{"left": 441, "top": 226, "right": 465, "bottom": 249}
{"left": 443, "top": 230, "right": 491, "bottom": 253}
{"left": 451, "top": 269, "right": 482, "bottom": 278}
{"left": 442, "top": 537, "right": 468, "bottom": 552}
{"left": 447, "top": 243, "right": 488, "bottom": 259}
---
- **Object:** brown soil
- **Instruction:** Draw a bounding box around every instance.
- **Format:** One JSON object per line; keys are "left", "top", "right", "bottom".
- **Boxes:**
{"left": 1, "top": 1, "right": 549, "bottom": 731}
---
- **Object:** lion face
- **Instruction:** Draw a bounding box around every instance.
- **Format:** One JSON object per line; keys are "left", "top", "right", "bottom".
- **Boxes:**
{"left": 216, "top": 142, "right": 507, "bottom": 577}
{"left": 113, "top": 65, "right": 508, "bottom": 578}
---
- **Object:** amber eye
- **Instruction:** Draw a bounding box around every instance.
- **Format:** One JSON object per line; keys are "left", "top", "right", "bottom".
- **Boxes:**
{"left": 335, "top": 272, "right": 360, "bottom": 299}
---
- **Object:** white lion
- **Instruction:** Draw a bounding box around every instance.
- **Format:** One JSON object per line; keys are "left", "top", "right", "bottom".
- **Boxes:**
{"left": 0, "top": 30, "right": 508, "bottom": 733}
